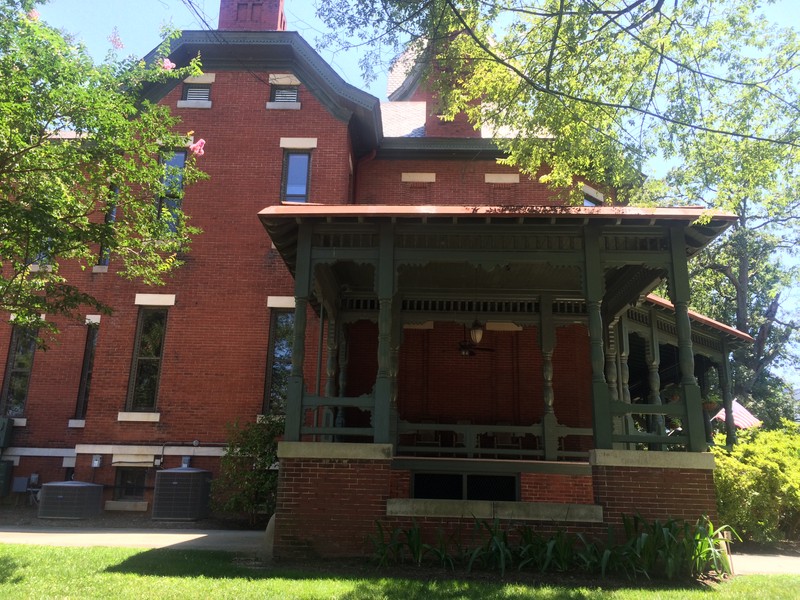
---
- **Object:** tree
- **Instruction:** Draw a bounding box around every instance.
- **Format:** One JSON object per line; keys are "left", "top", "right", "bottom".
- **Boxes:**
{"left": 315, "top": 1, "right": 800, "bottom": 198}
{"left": 0, "top": 0, "right": 205, "bottom": 335}
{"left": 312, "top": 0, "right": 800, "bottom": 420}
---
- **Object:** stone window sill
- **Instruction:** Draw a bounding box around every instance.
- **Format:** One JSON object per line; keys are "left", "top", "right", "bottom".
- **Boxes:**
{"left": 68, "top": 419, "right": 86, "bottom": 428}
{"left": 117, "top": 412, "right": 161, "bottom": 423}
{"left": 177, "top": 100, "right": 212, "bottom": 109}
{"left": 266, "top": 101, "right": 301, "bottom": 110}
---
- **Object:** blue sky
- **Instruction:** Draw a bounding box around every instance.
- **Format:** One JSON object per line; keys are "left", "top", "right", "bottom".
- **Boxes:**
{"left": 37, "top": 0, "right": 800, "bottom": 101}
{"left": 37, "top": 0, "right": 390, "bottom": 98}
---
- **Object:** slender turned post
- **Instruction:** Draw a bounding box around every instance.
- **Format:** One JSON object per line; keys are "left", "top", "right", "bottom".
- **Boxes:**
{"left": 540, "top": 294, "right": 558, "bottom": 460}
{"left": 325, "top": 316, "right": 338, "bottom": 399}
{"left": 618, "top": 320, "right": 634, "bottom": 441}
{"left": 584, "top": 226, "right": 612, "bottom": 449}
{"left": 373, "top": 223, "right": 395, "bottom": 444}
{"left": 285, "top": 224, "right": 312, "bottom": 441}
{"left": 605, "top": 324, "right": 619, "bottom": 404}
{"left": 646, "top": 308, "right": 665, "bottom": 449}
{"left": 605, "top": 322, "right": 624, "bottom": 446}
{"left": 619, "top": 320, "right": 632, "bottom": 405}
{"left": 668, "top": 226, "right": 706, "bottom": 452}
{"left": 334, "top": 322, "right": 349, "bottom": 440}
{"left": 717, "top": 339, "right": 737, "bottom": 449}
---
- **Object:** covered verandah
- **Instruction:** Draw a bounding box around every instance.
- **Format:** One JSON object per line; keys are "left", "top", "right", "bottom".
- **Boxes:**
{"left": 260, "top": 203, "right": 742, "bottom": 557}
{"left": 260, "top": 204, "right": 740, "bottom": 458}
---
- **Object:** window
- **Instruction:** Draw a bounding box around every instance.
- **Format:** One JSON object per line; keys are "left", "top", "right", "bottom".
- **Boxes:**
{"left": 264, "top": 309, "right": 294, "bottom": 414}
{"left": 97, "top": 203, "right": 117, "bottom": 267}
{"left": 127, "top": 308, "right": 168, "bottom": 411}
{"left": 115, "top": 467, "right": 147, "bottom": 500}
{"left": 413, "top": 473, "right": 518, "bottom": 501}
{"left": 182, "top": 84, "right": 211, "bottom": 102}
{"left": 74, "top": 324, "right": 99, "bottom": 419}
{"left": 157, "top": 150, "right": 186, "bottom": 232}
{"left": 282, "top": 152, "right": 311, "bottom": 202}
{"left": 0, "top": 326, "right": 38, "bottom": 417}
{"left": 270, "top": 85, "right": 298, "bottom": 103}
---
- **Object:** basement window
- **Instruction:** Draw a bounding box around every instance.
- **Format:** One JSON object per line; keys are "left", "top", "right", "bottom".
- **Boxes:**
{"left": 114, "top": 467, "right": 147, "bottom": 500}
{"left": 413, "top": 473, "right": 518, "bottom": 501}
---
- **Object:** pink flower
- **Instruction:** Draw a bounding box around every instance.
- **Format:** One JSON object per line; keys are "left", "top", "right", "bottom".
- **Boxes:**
{"left": 189, "top": 138, "right": 206, "bottom": 156}
{"left": 108, "top": 27, "right": 124, "bottom": 50}
{"left": 27, "top": 9, "right": 39, "bottom": 21}
{"left": 161, "top": 58, "right": 176, "bottom": 71}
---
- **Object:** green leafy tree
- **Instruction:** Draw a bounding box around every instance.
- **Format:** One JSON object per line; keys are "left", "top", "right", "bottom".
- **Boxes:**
{"left": 316, "top": 1, "right": 800, "bottom": 197}
{"left": 712, "top": 421, "right": 800, "bottom": 543}
{"left": 213, "top": 417, "right": 284, "bottom": 525}
{"left": 313, "top": 0, "right": 800, "bottom": 418}
{"left": 0, "top": 0, "right": 205, "bottom": 334}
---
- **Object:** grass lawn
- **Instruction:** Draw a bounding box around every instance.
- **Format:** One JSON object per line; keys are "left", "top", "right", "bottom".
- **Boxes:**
{"left": 0, "top": 545, "right": 798, "bottom": 599}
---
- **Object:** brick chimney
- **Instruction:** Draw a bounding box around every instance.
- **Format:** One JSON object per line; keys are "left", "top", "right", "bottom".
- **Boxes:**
{"left": 218, "top": 0, "right": 286, "bottom": 31}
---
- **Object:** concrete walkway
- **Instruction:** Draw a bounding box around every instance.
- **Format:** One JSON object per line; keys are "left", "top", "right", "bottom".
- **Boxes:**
{"left": 1, "top": 527, "right": 799, "bottom": 575}
{"left": 0, "top": 527, "right": 265, "bottom": 553}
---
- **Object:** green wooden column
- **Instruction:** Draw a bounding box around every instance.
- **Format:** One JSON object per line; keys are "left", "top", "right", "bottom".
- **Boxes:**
{"left": 668, "top": 226, "right": 706, "bottom": 452}
{"left": 373, "top": 223, "right": 395, "bottom": 444}
{"left": 285, "top": 224, "right": 312, "bottom": 442}
{"left": 717, "top": 339, "right": 737, "bottom": 449}
{"left": 584, "top": 227, "right": 612, "bottom": 449}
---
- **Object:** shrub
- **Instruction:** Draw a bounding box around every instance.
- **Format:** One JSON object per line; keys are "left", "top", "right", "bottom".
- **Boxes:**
{"left": 712, "top": 420, "right": 800, "bottom": 543}
{"left": 212, "top": 416, "right": 284, "bottom": 525}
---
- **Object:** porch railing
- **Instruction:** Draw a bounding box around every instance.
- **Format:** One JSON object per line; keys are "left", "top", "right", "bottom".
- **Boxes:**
{"left": 396, "top": 420, "right": 593, "bottom": 461}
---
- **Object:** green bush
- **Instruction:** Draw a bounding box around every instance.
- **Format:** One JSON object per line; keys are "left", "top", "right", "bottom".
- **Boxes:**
{"left": 712, "top": 420, "right": 800, "bottom": 543}
{"left": 212, "top": 416, "right": 284, "bottom": 525}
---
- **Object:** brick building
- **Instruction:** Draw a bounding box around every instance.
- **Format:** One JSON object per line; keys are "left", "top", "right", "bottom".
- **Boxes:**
{"left": 0, "top": 0, "right": 750, "bottom": 556}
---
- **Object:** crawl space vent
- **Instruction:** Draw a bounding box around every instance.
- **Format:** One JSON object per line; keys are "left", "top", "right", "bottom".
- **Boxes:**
{"left": 152, "top": 467, "right": 212, "bottom": 521}
{"left": 38, "top": 481, "right": 103, "bottom": 519}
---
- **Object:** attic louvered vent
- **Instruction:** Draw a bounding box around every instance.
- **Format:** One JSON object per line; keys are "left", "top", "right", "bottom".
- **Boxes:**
{"left": 271, "top": 86, "right": 298, "bottom": 102}
{"left": 182, "top": 84, "right": 211, "bottom": 102}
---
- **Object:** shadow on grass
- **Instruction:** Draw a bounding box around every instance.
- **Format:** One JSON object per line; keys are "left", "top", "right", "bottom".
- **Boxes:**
{"left": 104, "top": 549, "right": 713, "bottom": 599}
{"left": 0, "top": 556, "right": 23, "bottom": 585}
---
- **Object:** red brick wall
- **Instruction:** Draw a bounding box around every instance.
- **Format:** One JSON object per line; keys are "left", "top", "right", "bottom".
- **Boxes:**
{"left": 520, "top": 472, "right": 594, "bottom": 504}
{"left": 593, "top": 465, "right": 718, "bottom": 525}
{"left": 275, "top": 456, "right": 392, "bottom": 557}
{"left": 356, "top": 159, "right": 560, "bottom": 206}
{"left": 0, "top": 69, "right": 346, "bottom": 486}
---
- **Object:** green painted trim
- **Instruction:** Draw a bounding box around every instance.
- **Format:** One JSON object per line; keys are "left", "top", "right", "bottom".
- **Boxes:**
{"left": 589, "top": 449, "right": 715, "bottom": 470}
{"left": 278, "top": 441, "right": 393, "bottom": 460}
{"left": 391, "top": 457, "right": 591, "bottom": 476}
{"left": 386, "top": 498, "right": 603, "bottom": 523}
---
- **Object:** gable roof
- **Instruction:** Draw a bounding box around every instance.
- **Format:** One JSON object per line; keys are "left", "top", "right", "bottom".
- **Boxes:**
{"left": 140, "top": 30, "right": 382, "bottom": 155}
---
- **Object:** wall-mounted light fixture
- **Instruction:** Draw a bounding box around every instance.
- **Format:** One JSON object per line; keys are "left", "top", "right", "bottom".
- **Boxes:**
{"left": 469, "top": 320, "right": 484, "bottom": 345}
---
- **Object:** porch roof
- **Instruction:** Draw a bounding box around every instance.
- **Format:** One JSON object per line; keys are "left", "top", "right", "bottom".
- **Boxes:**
{"left": 259, "top": 203, "right": 736, "bottom": 268}
{"left": 645, "top": 294, "right": 753, "bottom": 345}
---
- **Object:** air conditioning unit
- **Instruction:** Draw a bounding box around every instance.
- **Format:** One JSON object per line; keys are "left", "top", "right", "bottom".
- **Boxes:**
{"left": 152, "top": 468, "right": 212, "bottom": 521}
{"left": 38, "top": 481, "right": 103, "bottom": 519}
